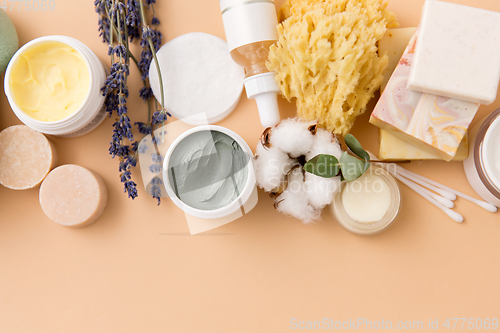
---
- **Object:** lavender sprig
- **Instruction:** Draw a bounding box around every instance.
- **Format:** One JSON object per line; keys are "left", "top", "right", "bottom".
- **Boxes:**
{"left": 95, "top": 0, "right": 168, "bottom": 202}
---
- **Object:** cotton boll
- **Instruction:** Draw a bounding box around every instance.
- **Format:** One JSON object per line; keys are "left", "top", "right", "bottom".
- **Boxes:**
{"left": 275, "top": 168, "right": 321, "bottom": 223}
{"left": 270, "top": 118, "right": 315, "bottom": 157}
{"left": 306, "top": 129, "right": 342, "bottom": 161}
{"left": 254, "top": 143, "right": 295, "bottom": 192}
{"left": 304, "top": 172, "right": 341, "bottom": 209}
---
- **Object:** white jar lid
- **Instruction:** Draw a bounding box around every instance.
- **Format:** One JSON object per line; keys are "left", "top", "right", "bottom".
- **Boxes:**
{"left": 149, "top": 32, "right": 245, "bottom": 125}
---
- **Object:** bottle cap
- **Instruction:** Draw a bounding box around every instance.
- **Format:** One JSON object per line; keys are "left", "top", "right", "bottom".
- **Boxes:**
{"left": 244, "top": 72, "right": 281, "bottom": 127}
{"left": 220, "top": 0, "right": 278, "bottom": 51}
{"left": 220, "top": 0, "right": 275, "bottom": 13}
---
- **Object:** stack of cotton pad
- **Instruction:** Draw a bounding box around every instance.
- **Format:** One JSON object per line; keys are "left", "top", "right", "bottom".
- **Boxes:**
{"left": 149, "top": 32, "right": 245, "bottom": 125}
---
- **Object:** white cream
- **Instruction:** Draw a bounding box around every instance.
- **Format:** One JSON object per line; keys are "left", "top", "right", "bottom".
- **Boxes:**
{"left": 482, "top": 116, "right": 500, "bottom": 192}
{"left": 341, "top": 173, "right": 392, "bottom": 223}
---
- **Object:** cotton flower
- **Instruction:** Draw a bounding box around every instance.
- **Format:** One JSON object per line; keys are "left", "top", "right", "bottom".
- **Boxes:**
{"left": 253, "top": 118, "right": 342, "bottom": 223}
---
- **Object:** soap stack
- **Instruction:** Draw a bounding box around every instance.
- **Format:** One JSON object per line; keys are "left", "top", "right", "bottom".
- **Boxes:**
{"left": 370, "top": 0, "right": 500, "bottom": 162}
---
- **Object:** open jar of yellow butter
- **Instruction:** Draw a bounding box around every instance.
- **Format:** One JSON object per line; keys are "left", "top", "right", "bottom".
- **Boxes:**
{"left": 4, "top": 36, "right": 106, "bottom": 137}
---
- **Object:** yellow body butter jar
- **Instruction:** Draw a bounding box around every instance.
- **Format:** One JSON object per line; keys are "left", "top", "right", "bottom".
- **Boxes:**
{"left": 4, "top": 36, "right": 106, "bottom": 137}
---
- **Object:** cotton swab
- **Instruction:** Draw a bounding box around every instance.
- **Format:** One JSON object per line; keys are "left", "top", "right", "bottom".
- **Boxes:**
{"left": 392, "top": 165, "right": 457, "bottom": 201}
{"left": 395, "top": 164, "right": 498, "bottom": 213}
{"left": 366, "top": 151, "right": 497, "bottom": 214}
{"left": 368, "top": 154, "right": 456, "bottom": 201}
{"left": 393, "top": 173, "right": 454, "bottom": 208}
{"left": 392, "top": 172, "right": 464, "bottom": 223}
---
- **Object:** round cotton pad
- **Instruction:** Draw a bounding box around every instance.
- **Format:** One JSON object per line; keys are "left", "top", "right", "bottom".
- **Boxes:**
{"left": 149, "top": 32, "right": 245, "bottom": 125}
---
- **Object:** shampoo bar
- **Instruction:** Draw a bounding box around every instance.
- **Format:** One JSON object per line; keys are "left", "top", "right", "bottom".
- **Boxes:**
{"left": 408, "top": 0, "right": 500, "bottom": 104}
{"left": 371, "top": 32, "right": 480, "bottom": 161}
{"left": 0, "top": 125, "right": 56, "bottom": 189}
{"left": 379, "top": 27, "right": 417, "bottom": 91}
{"left": 39, "top": 165, "right": 107, "bottom": 227}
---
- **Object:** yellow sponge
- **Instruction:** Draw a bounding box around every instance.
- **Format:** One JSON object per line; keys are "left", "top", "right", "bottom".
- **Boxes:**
{"left": 267, "top": 0, "right": 398, "bottom": 136}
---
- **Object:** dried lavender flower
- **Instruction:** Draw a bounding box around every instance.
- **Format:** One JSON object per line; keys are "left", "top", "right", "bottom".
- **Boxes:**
{"left": 95, "top": 0, "right": 168, "bottom": 203}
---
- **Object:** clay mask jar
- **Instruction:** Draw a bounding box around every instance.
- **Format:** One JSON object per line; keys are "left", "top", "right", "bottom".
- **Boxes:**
{"left": 331, "top": 165, "right": 401, "bottom": 235}
{"left": 4, "top": 35, "right": 106, "bottom": 137}
{"left": 163, "top": 125, "right": 256, "bottom": 219}
{"left": 464, "top": 108, "right": 500, "bottom": 207}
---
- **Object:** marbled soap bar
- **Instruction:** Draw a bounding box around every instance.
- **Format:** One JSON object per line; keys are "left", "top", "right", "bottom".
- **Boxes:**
{"left": 406, "top": 94, "right": 478, "bottom": 158}
{"left": 408, "top": 0, "right": 500, "bottom": 105}
{"left": 370, "top": 32, "right": 480, "bottom": 161}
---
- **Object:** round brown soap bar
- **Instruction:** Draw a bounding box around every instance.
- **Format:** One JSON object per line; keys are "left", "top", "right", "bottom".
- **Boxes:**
{"left": 39, "top": 165, "right": 107, "bottom": 227}
{"left": 0, "top": 125, "right": 56, "bottom": 189}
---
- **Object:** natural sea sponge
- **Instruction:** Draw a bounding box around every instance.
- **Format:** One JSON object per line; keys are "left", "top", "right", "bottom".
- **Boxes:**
{"left": 267, "top": 0, "right": 398, "bottom": 136}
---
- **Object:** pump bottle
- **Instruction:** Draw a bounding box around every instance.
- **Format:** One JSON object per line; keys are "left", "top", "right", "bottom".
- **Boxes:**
{"left": 220, "top": 0, "right": 281, "bottom": 128}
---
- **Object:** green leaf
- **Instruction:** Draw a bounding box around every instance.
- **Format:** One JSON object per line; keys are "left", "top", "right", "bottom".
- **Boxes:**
{"left": 345, "top": 134, "right": 370, "bottom": 162}
{"left": 339, "top": 152, "right": 370, "bottom": 181}
{"left": 303, "top": 154, "right": 340, "bottom": 178}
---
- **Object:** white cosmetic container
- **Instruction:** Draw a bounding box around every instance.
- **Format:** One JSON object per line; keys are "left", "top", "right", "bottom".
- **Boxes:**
{"left": 464, "top": 108, "right": 500, "bottom": 207}
{"left": 4, "top": 35, "right": 107, "bottom": 137}
{"left": 331, "top": 165, "right": 401, "bottom": 235}
{"left": 162, "top": 125, "right": 257, "bottom": 220}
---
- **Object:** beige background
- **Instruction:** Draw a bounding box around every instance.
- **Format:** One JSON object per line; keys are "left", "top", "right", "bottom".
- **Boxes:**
{"left": 1, "top": 0, "right": 500, "bottom": 332}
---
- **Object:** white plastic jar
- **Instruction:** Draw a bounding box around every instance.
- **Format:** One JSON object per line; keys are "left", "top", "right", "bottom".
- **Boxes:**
{"left": 162, "top": 125, "right": 257, "bottom": 219}
{"left": 4, "top": 35, "right": 107, "bottom": 137}
{"left": 464, "top": 108, "right": 500, "bottom": 207}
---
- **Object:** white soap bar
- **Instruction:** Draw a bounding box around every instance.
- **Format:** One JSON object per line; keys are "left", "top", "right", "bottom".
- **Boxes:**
{"left": 149, "top": 32, "right": 245, "bottom": 125}
{"left": 408, "top": 0, "right": 500, "bottom": 104}
{"left": 39, "top": 165, "right": 107, "bottom": 227}
{"left": 0, "top": 125, "right": 56, "bottom": 189}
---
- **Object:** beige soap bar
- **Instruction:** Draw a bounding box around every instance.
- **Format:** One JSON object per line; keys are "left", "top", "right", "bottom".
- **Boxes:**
{"left": 39, "top": 164, "right": 107, "bottom": 227}
{"left": 379, "top": 129, "right": 469, "bottom": 161}
{"left": 0, "top": 125, "right": 56, "bottom": 189}
{"left": 379, "top": 27, "right": 417, "bottom": 91}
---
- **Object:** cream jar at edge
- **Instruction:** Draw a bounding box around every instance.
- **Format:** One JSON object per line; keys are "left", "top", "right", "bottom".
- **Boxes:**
{"left": 4, "top": 35, "right": 107, "bottom": 137}
{"left": 331, "top": 165, "right": 401, "bottom": 235}
{"left": 464, "top": 108, "right": 500, "bottom": 207}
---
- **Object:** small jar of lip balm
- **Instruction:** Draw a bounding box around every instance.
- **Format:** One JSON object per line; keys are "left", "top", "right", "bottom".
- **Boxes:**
{"left": 464, "top": 108, "right": 500, "bottom": 207}
{"left": 4, "top": 35, "right": 107, "bottom": 137}
{"left": 331, "top": 165, "right": 401, "bottom": 235}
{"left": 163, "top": 125, "right": 257, "bottom": 219}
